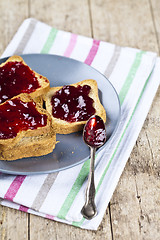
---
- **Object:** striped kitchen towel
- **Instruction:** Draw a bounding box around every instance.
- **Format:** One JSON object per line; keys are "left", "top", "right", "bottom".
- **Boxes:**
{"left": 0, "top": 18, "right": 160, "bottom": 230}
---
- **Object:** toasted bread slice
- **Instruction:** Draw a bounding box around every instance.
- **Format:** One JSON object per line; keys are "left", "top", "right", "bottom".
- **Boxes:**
{"left": 0, "top": 93, "right": 56, "bottom": 160}
{"left": 43, "top": 79, "right": 106, "bottom": 134}
{"left": 0, "top": 133, "right": 56, "bottom": 161}
{"left": 0, "top": 55, "right": 50, "bottom": 103}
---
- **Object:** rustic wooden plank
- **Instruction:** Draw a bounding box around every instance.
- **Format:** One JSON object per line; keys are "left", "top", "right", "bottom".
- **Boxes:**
{"left": 90, "top": 0, "right": 159, "bottom": 52}
{"left": 29, "top": 0, "right": 92, "bottom": 37}
{"left": 110, "top": 127, "right": 160, "bottom": 239}
{"left": 109, "top": 91, "right": 160, "bottom": 240}
{"left": 135, "top": 87, "right": 160, "bottom": 238}
{"left": 0, "top": 0, "right": 29, "bottom": 55}
{"left": 90, "top": 0, "right": 160, "bottom": 239}
{"left": 109, "top": 160, "right": 141, "bottom": 239}
{"left": 0, "top": 206, "right": 28, "bottom": 240}
{"left": 29, "top": 211, "right": 111, "bottom": 240}
{"left": 110, "top": 107, "right": 160, "bottom": 239}
{"left": 150, "top": 0, "right": 160, "bottom": 54}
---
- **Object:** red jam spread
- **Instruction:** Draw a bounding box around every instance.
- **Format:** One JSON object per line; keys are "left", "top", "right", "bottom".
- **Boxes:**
{"left": 83, "top": 115, "right": 106, "bottom": 148}
{"left": 0, "top": 61, "right": 40, "bottom": 104}
{"left": 51, "top": 85, "right": 96, "bottom": 122}
{"left": 0, "top": 98, "right": 47, "bottom": 139}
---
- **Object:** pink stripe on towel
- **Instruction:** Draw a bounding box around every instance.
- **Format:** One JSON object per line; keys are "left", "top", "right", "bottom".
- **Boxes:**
{"left": 84, "top": 39, "right": 100, "bottom": 65}
{"left": 4, "top": 175, "right": 26, "bottom": 201}
{"left": 19, "top": 205, "right": 29, "bottom": 212}
{"left": 45, "top": 214, "right": 55, "bottom": 220}
{"left": 64, "top": 33, "right": 77, "bottom": 57}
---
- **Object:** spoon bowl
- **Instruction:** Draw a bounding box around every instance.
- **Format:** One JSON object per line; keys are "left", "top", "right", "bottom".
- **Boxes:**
{"left": 81, "top": 115, "right": 106, "bottom": 220}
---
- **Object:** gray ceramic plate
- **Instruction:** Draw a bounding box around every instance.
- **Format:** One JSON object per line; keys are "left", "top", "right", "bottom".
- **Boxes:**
{"left": 0, "top": 54, "right": 120, "bottom": 175}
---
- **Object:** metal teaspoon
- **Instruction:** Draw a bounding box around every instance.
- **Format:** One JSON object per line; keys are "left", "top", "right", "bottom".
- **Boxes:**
{"left": 81, "top": 115, "right": 106, "bottom": 220}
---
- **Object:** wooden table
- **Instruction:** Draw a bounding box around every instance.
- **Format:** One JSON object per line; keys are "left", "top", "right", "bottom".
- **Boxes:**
{"left": 0, "top": 0, "right": 160, "bottom": 239}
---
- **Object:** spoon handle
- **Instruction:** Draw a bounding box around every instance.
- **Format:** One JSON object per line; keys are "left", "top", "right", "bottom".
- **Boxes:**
{"left": 81, "top": 147, "right": 97, "bottom": 220}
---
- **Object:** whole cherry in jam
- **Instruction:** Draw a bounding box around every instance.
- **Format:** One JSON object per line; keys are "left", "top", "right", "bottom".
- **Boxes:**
{"left": 0, "top": 97, "right": 47, "bottom": 139}
{"left": 83, "top": 115, "right": 106, "bottom": 148}
{"left": 51, "top": 85, "right": 95, "bottom": 122}
{"left": 0, "top": 61, "right": 40, "bottom": 104}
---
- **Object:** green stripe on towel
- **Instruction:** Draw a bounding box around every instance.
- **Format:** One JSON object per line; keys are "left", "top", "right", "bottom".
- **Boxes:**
{"left": 119, "top": 51, "right": 145, "bottom": 105}
{"left": 57, "top": 50, "right": 145, "bottom": 221}
{"left": 41, "top": 28, "right": 58, "bottom": 53}
{"left": 57, "top": 160, "right": 90, "bottom": 219}
{"left": 73, "top": 63, "right": 153, "bottom": 228}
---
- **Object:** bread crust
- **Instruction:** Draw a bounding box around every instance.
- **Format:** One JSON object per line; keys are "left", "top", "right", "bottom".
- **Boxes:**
{"left": 0, "top": 134, "right": 56, "bottom": 160}
{"left": 43, "top": 79, "right": 106, "bottom": 134}
{"left": 0, "top": 55, "right": 50, "bottom": 100}
{"left": 0, "top": 93, "right": 56, "bottom": 160}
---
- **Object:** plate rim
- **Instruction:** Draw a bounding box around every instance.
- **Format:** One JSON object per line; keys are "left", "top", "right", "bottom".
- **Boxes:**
{"left": 0, "top": 53, "right": 121, "bottom": 175}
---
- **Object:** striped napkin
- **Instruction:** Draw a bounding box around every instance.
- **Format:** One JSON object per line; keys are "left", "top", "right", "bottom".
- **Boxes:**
{"left": 0, "top": 18, "right": 160, "bottom": 230}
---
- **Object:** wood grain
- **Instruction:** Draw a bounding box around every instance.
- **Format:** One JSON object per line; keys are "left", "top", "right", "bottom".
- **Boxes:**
{"left": 29, "top": 210, "right": 112, "bottom": 240}
{"left": 90, "top": 0, "right": 159, "bottom": 52}
{"left": 0, "top": 206, "right": 28, "bottom": 240}
{"left": 29, "top": 0, "right": 92, "bottom": 37}
{"left": 0, "top": 0, "right": 28, "bottom": 55}
{"left": 150, "top": 0, "right": 160, "bottom": 54}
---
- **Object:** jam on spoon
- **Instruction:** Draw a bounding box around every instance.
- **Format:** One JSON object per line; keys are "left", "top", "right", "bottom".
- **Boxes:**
{"left": 83, "top": 115, "right": 106, "bottom": 148}
{"left": 81, "top": 115, "right": 106, "bottom": 220}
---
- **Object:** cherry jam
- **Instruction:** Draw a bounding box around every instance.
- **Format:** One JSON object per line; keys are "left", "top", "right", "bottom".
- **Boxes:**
{"left": 83, "top": 115, "right": 106, "bottom": 148}
{"left": 0, "top": 61, "right": 40, "bottom": 104}
{"left": 0, "top": 97, "right": 47, "bottom": 139}
{"left": 51, "top": 85, "right": 96, "bottom": 122}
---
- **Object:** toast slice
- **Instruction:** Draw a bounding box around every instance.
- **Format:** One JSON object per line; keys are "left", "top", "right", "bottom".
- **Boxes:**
{"left": 43, "top": 79, "right": 106, "bottom": 134}
{"left": 0, "top": 55, "right": 50, "bottom": 104}
{"left": 0, "top": 133, "right": 56, "bottom": 161}
{"left": 0, "top": 93, "right": 56, "bottom": 160}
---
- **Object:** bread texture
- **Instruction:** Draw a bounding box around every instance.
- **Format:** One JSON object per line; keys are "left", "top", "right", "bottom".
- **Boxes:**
{"left": 43, "top": 79, "right": 106, "bottom": 134}
{"left": 0, "top": 55, "right": 50, "bottom": 101}
{"left": 0, "top": 134, "right": 55, "bottom": 161}
{"left": 0, "top": 93, "right": 56, "bottom": 160}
